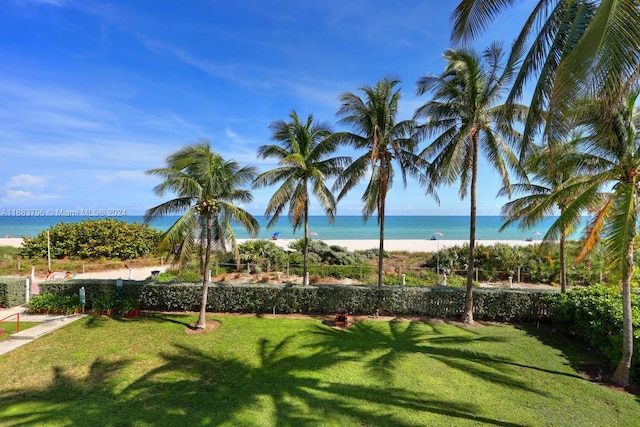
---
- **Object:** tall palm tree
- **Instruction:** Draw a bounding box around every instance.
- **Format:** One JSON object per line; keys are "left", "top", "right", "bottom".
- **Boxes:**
{"left": 414, "top": 44, "right": 527, "bottom": 324}
{"left": 333, "top": 77, "right": 420, "bottom": 288}
{"left": 550, "top": 88, "right": 639, "bottom": 387}
{"left": 499, "top": 131, "right": 599, "bottom": 292}
{"left": 144, "top": 140, "right": 259, "bottom": 329}
{"left": 253, "top": 111, "right": 349, "bottom": 286}
{"left": 451, "top": 0, "right": 640, "bottom": 148}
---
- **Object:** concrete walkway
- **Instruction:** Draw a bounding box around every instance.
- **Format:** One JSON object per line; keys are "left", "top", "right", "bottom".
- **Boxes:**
{"left": 0, "top": 305, "right": 87, "bottom": 355}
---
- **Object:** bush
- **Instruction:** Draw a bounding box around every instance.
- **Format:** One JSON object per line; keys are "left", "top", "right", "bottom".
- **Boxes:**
{"left": 19, "top": 218, "right": 164, "bottom": 260}
{"left": 27, "top": 293, "right": 81, "bottom": 314}
{"left": 33, "top": 278, "right": 553, "bottom": 322}
{"left": 0, "top": 277, "right": 27, "bottom": 307}
{"left": 543, "top": 285, "right": 640, "bottom": 373}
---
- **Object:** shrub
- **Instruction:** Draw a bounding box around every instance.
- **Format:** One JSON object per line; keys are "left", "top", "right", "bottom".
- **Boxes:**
{"left": 27, "top": 293, "right": 81, "bottom": 314}
{"left": 19, "top": 218, "right": 164, "bottom": 260}
{"left": 0, "top": 277, "right": 27, "bottom": 307}
{"left": 543, "top": 285, "right": 640, "bottom": 373}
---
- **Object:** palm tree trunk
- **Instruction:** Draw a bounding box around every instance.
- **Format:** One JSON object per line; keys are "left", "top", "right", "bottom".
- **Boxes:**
{"left": 378, "top": 204, "right": 385, "bottom": 289}
{"left": 377, "top": 169, "right": 388, "bottom": 289}
{"left": 195, "top": 215, "right": 212, "bottom": 329}
{"left": 559, "top": 231, "right": 567, "bottom": 293}
{"left": 611, "top": 242, "right": 634, "bottom": 387}
{"left": 463, "top": 135, "right": 479, "bottom": 324}
{"left": 303, "top": 195, "right": 309, "bottom": 286}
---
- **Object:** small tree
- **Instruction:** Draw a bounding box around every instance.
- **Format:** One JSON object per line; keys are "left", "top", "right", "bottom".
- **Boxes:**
{"left": 144, "top": 139, "right": 259, "bottom": 329}
{"left": 254, "top": 111, "right": 348, "bottom": 285}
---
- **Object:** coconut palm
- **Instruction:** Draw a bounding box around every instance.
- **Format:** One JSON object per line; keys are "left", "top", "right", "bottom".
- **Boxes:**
{"left": 144, "top": 140, "right": 259, "bottom": 329}
{"left": 451, "top": 0, "right": 640, "bottom": 147}
{"left": 333, "top": 77, "right": 420, "bottom": 288}
{"left": 253, "top": 111, "right": 349, "bottom": 286}
{"left": 549, "top": 88, "right": 639, "bottom": 387}
{"left": 414, "top": 44, "right": 527, "bottom": 324}
{"left": 499, "top": 131, "right": 599, "bottom": 292}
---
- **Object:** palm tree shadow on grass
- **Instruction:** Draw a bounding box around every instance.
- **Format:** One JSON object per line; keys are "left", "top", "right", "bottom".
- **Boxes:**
{"left": 307, "top": 320, "right": 584, "bottom": 394}
{"left": 516, "top": 324, "right": 640, "bottom": 396}
{"left": 0, "top": 321, "right": 527, "bottom": 426}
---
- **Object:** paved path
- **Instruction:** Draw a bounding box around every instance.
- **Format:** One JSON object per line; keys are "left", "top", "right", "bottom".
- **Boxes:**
{"left": 71, "top": 265, "right": 169, "bottom": 280}
{"left": 0, "top": 305, "right": 87, "bottom": 355}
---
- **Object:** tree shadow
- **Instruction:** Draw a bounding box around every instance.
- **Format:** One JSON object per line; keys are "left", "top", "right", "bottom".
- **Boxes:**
{"left": 516, "top": 323, "right": 640, "bottom": 396}
{"left": 307, "top": 320, "right": 583, "bottom": 396}
{"left": 0, "top": 318, "right": 528, "bottom": 426}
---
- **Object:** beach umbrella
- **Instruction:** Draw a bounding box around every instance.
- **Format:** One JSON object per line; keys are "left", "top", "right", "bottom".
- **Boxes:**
{"left": 272, "top": 231, "right": 281, "bottom": 240}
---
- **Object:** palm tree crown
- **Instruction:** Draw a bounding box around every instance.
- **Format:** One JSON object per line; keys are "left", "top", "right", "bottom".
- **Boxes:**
{"left": 144, "top": 139, "right": 259, "bottom": 328}
{"left": 254, "top": 111, "right": 349, "bottom": 285}
{"left": 333, "top": 77, "right": 420, "bottom": 288}
{"left": 414, "top": 44, "right": 527, "bottom": 323}
{"left": 451, "top": 0, "right": 640, "bottom": 146}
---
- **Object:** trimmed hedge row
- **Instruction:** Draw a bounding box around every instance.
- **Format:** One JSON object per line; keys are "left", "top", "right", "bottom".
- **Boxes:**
{"left": 37, "top": 279, "right": 554, "bottom": 322}
{"left": 0, "top": 277, "right": 28, "bottom": 308}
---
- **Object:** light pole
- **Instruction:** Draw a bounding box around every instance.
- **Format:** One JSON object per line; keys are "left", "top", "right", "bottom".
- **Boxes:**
{"left": 433, "top": 232, "right": 443, "bottom": 283}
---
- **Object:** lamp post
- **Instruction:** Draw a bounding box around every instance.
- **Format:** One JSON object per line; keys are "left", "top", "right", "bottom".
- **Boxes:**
{"left": 433, "top": 232, "right": 443, "bottom": 282}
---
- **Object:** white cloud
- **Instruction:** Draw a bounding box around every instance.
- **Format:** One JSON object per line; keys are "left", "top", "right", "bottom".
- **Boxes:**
{"left": 6, "top": 174, "right": 48, "bottom": 189}
{"left": 96, "top": 170, "right": 147, "bottom": 184}
{"left": 225, "top": 128, "right": 239, "bottom": 139}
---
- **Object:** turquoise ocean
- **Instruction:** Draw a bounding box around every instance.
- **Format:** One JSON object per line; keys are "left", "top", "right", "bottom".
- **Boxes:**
{"left": 0, "top": 215, "right": 582, "bottom": 241}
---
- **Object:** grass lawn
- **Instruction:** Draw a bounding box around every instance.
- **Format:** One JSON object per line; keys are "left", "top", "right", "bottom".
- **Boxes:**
{"left": 0, "top": 322, "right": 39, "bottom": 342}
{"left": 0, "top": 314, "right": 638, "bottom": 426}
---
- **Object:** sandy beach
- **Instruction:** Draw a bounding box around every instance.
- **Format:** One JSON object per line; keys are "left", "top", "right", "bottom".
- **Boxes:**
{"left": 241, "top": 238, "right": 536, "bottom": 252}
{"left": 1, "top": 237, "right": 536, "bottom": 253}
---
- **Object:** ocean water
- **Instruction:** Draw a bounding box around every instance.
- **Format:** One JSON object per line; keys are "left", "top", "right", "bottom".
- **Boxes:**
{"left": 0, "top": 215, "right": 576, "bottom": 241}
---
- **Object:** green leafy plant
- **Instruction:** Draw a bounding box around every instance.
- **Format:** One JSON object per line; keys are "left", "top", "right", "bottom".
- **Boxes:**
{"left": 91, "top": 295, "right": 115, "bottom": 315}
{"left": 19, "top": 218, "right": 164, "bottom": 260}
{"left": 115, "top": 296, "right": 140, "bottom": 317}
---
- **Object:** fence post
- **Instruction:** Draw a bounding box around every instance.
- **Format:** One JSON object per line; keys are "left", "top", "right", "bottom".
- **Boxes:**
{"left": 475, "top": 267, "right": 478, "bottom": 282}
{"left": 31, "top": 266, "right": 35, "bottom": 281}
{"left": 25, "top": 278, "right": 30, "bottom": 304}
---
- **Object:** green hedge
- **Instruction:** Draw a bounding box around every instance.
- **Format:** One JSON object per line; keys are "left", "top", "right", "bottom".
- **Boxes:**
{"left": 35, "top": 279, "right": 554, "bottom": 322}
{"left": 39, "top": 279, "right": 142, "bottom": 308}
{"left": 0, "top": 277, "right": 28, "bottom": 307}
{"left": 543, "top": 286, "right": 640, "bottom": 373}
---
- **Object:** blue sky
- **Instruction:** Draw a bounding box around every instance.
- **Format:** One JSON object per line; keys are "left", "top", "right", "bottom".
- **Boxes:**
{"left": 0, "top": 0, "right": 534, "bottom": 217}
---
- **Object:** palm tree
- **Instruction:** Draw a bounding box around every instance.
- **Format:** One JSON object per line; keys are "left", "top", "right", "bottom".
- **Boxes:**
{"left": 144, "top": 140, "right": 259, "bottom": 329}
{"left": 414, "top": 44, "right": 527, "bottom": 324}
{"left": 253, "top": 111, "right": 349, "bottom": 286}
{"left": 499, "top": 131, "right": 598, "bottom": 292}
{"left": 550, "top": 88, "right": 639, "bottom": 387}
{"left": 451, "top": 0, "right": 640, "bottom": 148}
{"left": 333, "top": 77, "right": 420, "bottom": 288}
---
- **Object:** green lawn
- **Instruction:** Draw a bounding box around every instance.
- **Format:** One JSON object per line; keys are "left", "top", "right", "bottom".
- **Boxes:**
{"left": 0, "top": 314, "right": 638, "bottom": 426}
{"left": 0, "top": 322, "right": 39, "bottom": 342}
